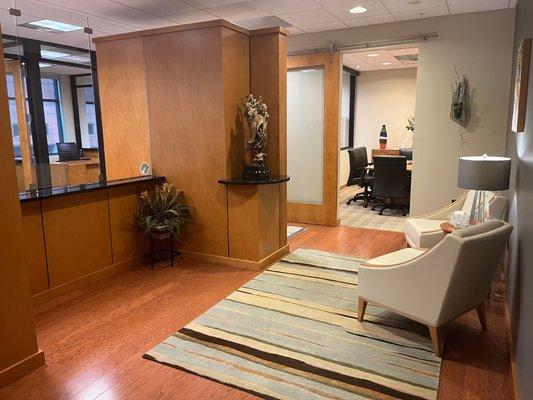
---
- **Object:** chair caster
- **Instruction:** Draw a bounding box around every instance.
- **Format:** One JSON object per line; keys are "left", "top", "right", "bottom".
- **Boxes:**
{"left": 402, "top": 211, "right": 407, "bottom": 216}
{"left": 379, "top": 210, "right": 384, "bottom": 215}
{"left": 363, "top": 204, "right": 368, "bottom": 208}
{"left": 346, "top": 200, "right": 352, "bottom": 205}
{"left": 371, "top": 206, "right": 376, "bottom": 211}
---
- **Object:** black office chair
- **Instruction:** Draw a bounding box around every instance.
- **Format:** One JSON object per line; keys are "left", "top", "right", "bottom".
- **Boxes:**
{"left": 57, "top": 142, "right": 81, "bottom": 161}
{"left": 346, "top": 147, "right": 374, "bottom": 207}
{"left": 371, "top": 156, "right": 410, "bottom": 216}
{"left": 399, "top": 148, "right": 413, "bottom": 161}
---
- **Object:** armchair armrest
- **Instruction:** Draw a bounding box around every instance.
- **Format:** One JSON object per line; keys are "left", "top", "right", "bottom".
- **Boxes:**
{"left": 358, "top": 243, "right": 459, "bottom": 326}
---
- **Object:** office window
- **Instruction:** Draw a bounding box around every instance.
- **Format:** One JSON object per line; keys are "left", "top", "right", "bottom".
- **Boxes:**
{"left": 340, "top": 70, "right": 356, "bottom": 149}
{"left": 41, "top": 78, "right": 64, "bottom": 154}
{"left": 75, "top": 82, "right": 99, "bottom": 149}
{"left": 6, "top": 74, "right": 21, "bottom": 157}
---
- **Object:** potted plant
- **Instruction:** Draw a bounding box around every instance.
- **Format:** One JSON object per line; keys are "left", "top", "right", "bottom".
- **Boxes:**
{"left": 137, "top": 182, "right": 194, "bottom": 241}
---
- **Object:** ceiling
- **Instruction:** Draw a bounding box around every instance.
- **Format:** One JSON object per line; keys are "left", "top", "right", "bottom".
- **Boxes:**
{"left": 0, "top": 0, "right": 518, "bottom": 50}
{"left": 344, "top": 46, "right": 419, "bottom": 71}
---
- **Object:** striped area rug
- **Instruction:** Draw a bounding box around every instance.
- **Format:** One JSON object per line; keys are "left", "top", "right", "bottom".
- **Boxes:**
{"left": 144, "top": 249, "right": 441, "bottom": 399}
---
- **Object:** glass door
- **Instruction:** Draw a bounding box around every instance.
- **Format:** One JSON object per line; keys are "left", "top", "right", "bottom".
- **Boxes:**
{"left": 287, "top": 52, "right": 341, "bottom": 226}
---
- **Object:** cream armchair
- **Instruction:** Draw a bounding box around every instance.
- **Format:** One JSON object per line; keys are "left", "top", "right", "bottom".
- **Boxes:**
{"left": 358, "top": 220, "right": 512, "bottom": 357}
{"left": 405, "top": 191, "right": 509, "bottom": 249}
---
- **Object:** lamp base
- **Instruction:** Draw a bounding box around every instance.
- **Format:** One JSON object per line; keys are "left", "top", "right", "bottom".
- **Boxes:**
{"left": 469, "top": 190, "right": 487, "bottom": 225}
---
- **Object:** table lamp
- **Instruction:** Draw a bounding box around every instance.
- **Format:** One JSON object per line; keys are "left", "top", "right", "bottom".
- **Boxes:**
{"left": 458, "top": 154, "right": 511, "bottom": 224}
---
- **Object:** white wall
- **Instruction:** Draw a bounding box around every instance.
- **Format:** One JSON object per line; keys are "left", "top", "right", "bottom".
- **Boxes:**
{"left": 289, "top": 10, "right": 515, "bottom": 214}
{"left": 354, "top": 68, "right": 417, "bottom": 157}
{"left": 58, "top": 75, "right": 76, "bottom": 143}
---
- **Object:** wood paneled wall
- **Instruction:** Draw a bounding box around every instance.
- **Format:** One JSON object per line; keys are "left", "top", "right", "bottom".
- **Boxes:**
{"left": 95, "top": 20, "right": 287, "bottom": 264}
{"left": 97, "top": 35, "right": 151, "bottom": 181}
{"left": 250, "top": 28, "right": 288, "bottom": 247}
{"left": 41, "top": 191, "right": 113, "bottom": 288}
{"left": 20, "top": 181, "right": 153, "bottom": 304}
{"left": 0, "top": 34, "right": 43, "bottom": 388}
{"left": 142, "top": 26, "right": 236, "bottom": 257}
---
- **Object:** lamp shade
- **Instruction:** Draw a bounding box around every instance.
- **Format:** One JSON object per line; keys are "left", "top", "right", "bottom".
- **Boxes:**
{"left": 458, "top": 155, "right": 511, "bottom": 191}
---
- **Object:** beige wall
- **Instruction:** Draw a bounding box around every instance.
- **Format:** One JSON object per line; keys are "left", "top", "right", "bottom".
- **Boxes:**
{"left": 339, "top": 68, "right": 417, "bottom": 188}
{"left": 290, "top": 10, "right": 515, "bottom": 214}
{"left": 355, "top": 68, "right": 417, "bottom": 158}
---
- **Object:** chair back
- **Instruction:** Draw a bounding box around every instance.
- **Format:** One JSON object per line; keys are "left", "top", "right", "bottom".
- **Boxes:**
{"left": 436, "top": 220, "right": 512, "bottom": 325}
{"left": 346, "top": 147, "right": 368, "bottom": 187}
{"left": 399, "top": 148, "right": 413, "bottom": 161}
{"left": 372, "top": 156, "right": 409, "bottom": 199}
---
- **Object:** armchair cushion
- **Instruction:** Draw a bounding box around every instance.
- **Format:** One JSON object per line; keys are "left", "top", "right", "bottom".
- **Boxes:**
{"left": 405, "top": 218, "right": 446, "bottom": 248}
{"left": 364, "top": 248, "right": 426, "bottom": 266}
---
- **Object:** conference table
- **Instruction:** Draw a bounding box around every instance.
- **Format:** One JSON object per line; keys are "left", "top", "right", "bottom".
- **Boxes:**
{"left": 366, "top": 161, "right": 413, "bottom": 172}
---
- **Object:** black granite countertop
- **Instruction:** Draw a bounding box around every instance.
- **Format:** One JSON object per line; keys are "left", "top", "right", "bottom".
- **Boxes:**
{"left": 19, "top": 175, "right": 163, "bottom": 203}
{"left": 218, "top": 175, "right": 290, "bottom": 185}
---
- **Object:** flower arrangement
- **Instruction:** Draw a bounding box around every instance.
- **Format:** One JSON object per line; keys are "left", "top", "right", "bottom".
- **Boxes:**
{"left": 136, "top": 182, "right": 194, "bottom": 240}
{"left": 405, "top": 114, "right": 415, "bottom": 133}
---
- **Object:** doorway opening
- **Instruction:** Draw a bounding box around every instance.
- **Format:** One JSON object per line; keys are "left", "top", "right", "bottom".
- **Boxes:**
{"left": 339, "top": 44, "right": 418, "bottom": 232}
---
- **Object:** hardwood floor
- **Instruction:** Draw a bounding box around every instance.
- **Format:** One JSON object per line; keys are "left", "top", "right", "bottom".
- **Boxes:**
{"left": 0, "top": 224, "right": 512, "bottom": 399}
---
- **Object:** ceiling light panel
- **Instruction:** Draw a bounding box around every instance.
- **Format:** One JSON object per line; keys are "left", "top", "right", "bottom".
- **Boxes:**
{"left": 28, "top": 19, "right": 83, "bottom": 32}
{"left": 41, "top": 49, "right": 71, "bottom": 59}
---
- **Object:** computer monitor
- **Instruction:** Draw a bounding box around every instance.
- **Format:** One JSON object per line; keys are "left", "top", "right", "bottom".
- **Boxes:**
{"left": 57, "top": 142, "right": 81, "bottom": 161}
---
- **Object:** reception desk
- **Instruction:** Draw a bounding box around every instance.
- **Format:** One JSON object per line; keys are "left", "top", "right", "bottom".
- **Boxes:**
{"left": 19, "top": 176, "right": 160, "bottom": 304}
{"left": 50, "top": 157, "right": 101, "bottom": 187}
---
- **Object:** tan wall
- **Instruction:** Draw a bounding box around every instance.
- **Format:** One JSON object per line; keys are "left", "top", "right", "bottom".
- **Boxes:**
{"left": 289, "top": 10, "right": 516, "bottom": 214}
{"left": 340, "top": 67, "right": 417, "bottom": 188}
{"left": 354, "top": 68, "right": 417, "bottom": 157}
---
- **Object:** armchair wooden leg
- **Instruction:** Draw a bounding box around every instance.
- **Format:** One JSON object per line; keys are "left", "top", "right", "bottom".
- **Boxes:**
{"left": 476, "top": 302, "right": 487, "bottom": 331}
{"left": 358, "top": 298, "right": 367, "bottom": 322}
{"left": 428, "top": 326, "right": 443, "bottom": 357}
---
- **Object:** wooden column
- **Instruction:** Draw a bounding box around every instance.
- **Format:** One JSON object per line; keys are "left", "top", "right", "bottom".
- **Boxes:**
{"left": 0, "top": 35, "right": 44, "bottom": 388}
{"left": 5, "top": 60, "right": 33, "bottom": 190}
{"left": 249, "top": 27, "right": 288, "bottom": 247}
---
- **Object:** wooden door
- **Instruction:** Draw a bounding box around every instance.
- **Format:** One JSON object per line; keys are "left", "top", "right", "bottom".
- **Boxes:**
{"left": 287, "top": 52, "right": 340, "bottom": 226}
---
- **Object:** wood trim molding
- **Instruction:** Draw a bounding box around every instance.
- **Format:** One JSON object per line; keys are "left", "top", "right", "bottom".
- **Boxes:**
{"left": 0, "top": 350, "right": 45, "bottom": 388}
{"left": 181, "top": 244, "right": 289, "bottom": 272}
{"left": 92, "top": 31, "right": 141, "bottom": 43}
{"left": 94, "top": 19, "right": 250, "bottom": 43}
{"left": 504, "top": 298, "right": 520, "bottom": 400}
{"left": 250, "top": 26, "right": 288, "bottom": 37}
{"left": 32, "top": 256, "right": 144, "bottom": 307}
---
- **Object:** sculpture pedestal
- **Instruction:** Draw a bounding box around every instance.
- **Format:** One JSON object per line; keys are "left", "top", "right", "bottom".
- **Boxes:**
{"left": 243, "top": 162, "right": 270, "bottom": 181}
{"left": 218, "top": 176, "right": 289, "bottom": 268}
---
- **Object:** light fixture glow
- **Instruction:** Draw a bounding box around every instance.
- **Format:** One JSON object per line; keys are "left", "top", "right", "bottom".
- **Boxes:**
{"left": 356, "top": 65, "right": 360, "bottom": 68}
{"left": 349, "top": 6, "right": 367, "bottom": 14}
{"left": 28, "top": 19, "right": 83, "bottom": 32}
{"left": 381, "top": 62, "right": 392, "bottom": 65}
{"left": 367, "top": 53, "right": 379, "bottom": 57}
{"left": 39, "top": 62, "right": 52, "bottom": 68}
{"left": 41, "top": 50, "right": 71, "bottom": 59}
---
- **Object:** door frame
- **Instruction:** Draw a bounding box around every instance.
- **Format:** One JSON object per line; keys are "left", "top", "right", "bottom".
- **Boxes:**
{"left": 287, "top": 51, "right": 340, "bottom": 226}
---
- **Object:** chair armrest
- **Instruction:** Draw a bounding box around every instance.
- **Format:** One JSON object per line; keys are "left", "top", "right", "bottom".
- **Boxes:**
{"left": 358, "top": 243, "right": 458, "bottom": 325}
